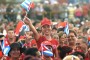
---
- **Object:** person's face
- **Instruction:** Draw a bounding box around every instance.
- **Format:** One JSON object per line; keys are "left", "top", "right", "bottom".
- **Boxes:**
{"left": 7, "top": 30, "right": 15, "bottom": 39}
{"left": 68, "top": 32, "right": 76, "bottom": 40}
{"left": 76, "top": 39, "right": 88, "bottom": 53}
{"left": 10, "top": 48, "right": 20, "bottom": 58}
{"left": 59, "top": 34, "right": 69, "bottom": 46}
{"left": 52, "top": 29, "right": 57, "bottom": 35}
{"left": 41, "top": 25, "right": 52, "bottom": 35}
{"left": 25, "top": 31, "right": 33, "bottom": 41}
{"left": 59, "top": 34, "right": 67, "bottom": 41}
{"left": 60, "top": 40, "right": 69, "bottom": 47}
{"left": 68, "top": 32, "right": 77, "bottom": 45}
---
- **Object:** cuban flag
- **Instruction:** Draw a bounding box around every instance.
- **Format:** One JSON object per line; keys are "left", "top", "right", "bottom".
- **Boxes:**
{"left": 15, "top": 20, "right": 24, "bottom": 36}
{"left": 57, "top": 22, "right": 69, "bottom": 35}
{"left": 40, "top": 44, "right": 53, "bottom": 57}
{"left": 21, "top": 0, "right": 34, "bottom": 12}
{"left": 15, "top": 20, "right": 30, "bottom": 36}
{"left": 64, "top": 22, "right": 69, "bottom": 35}
{"left": 1, "top": 39, "right": 10, "bottom": 56}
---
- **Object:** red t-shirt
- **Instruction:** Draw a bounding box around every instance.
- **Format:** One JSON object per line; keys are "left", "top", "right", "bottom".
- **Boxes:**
{"left": 37, "top": 35, "right": 59, "bottom": 58}
{"left": 23, "top": 39, "right": 37, "bottom": 48}
{"left": 37, "top": 35, "right": 58, "bottom": 49}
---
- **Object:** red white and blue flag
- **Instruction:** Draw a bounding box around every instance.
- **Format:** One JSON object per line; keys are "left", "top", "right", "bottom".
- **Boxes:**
{"left": 15, "top": 20, "right": 29, "bottom": 36}
{"left": 57, "top": 22, "right": 69, "bottom": 35}
{"left": 40, "top": 44, "right": 53, "bottom": 57}
{"left": 21, "top": 0, "right": 34, "bottom": 12}
{"left": 1, "top": 39, "right": 10, "bottom": 56}
{"left": 64, "top": 22, "right": 69, "bottom": 35}
{"left": 14, "top": 20, "right": 24, "bottom": 36}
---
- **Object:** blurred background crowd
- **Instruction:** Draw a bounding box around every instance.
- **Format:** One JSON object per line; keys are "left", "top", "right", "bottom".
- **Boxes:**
{"left": 0, "top": 0, "right": 90, "bottom": 22}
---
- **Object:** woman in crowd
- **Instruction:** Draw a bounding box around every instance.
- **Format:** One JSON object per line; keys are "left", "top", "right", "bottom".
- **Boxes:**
{"left": 23, "top": 17, "right": 59, "bottom": 59}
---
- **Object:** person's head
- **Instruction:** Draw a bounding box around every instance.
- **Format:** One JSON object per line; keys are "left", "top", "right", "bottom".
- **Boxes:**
{"left": 57, "top": 46, "right": 73, "bottom": 59}
{"left": 68, "top": 30, "right": 77, "bottom": 46}
{"left": 7, "top": 27, "right": 15, "bottom": 39}
{"left": 71, "top": 51, "right": 85, "bottom": 60}
{"left": 58, "top": 31, "right": 68, "bottom": 46}
{"left": 76, "top": 36, "right": 88, "bottom": 53}
{"left": 51, "top": 26, "right": 57, "bottom": 35}
{"left": 63, "top": 55, "right": 80, "bottom": 60}
{"left": 52, "top": 34, "right": 59, "bottom": 41}
{"left": 25, "top": 31, "right": 33, "bottom": 42}
{"left": 24, "top": 48, "right": 41, "bottom": 60}
{"left": 8, "top": 43, "right": 22, "bottom": 59}
{"left": 58, "top": 31, "right": 67, "bottom": 41}
{"left": 41, "top": 18, "right": 52, "bottom": 36}
{"left": 24, "top": 55, "right": 40, "bottom": 60}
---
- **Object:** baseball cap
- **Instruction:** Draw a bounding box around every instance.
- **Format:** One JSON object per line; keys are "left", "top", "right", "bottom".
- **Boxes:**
{"left": 41, "top": 18, "right": 52, "bottom": 26}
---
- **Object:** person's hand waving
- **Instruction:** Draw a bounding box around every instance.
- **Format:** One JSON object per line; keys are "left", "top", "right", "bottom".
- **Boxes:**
{"left": 23, "top": 16, "right": 32, "bottom": 25}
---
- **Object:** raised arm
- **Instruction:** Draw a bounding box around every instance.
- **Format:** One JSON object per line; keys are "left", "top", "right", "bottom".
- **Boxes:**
{"left": 23, "top": 16, "right": 40, "bottom": 41}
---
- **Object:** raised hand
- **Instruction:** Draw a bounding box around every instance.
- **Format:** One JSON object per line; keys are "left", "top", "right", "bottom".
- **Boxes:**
{"left": 23, "top": 16, "right": 32, "bottom": 25}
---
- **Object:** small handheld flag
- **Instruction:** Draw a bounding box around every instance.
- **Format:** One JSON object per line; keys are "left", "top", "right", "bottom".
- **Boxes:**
{"left": 57, "top": 22, "right": 69, "bottom": 35}
{"left": 1, "top": 39, "right": 10, "bottom": 56}
{"left": 40, "top": 44, "right": 53, "bottom": 57}
{"left": 64, "top": 22, "right": 69, "bottom": 35}
{"left": 14, "top": 20, "right": 24, "bottom": 36}
{"left": 15, "top": 20, "right": 30, "bottom": 36}
{"left": 21, "top": 0, "right": 34, "bottom": 12}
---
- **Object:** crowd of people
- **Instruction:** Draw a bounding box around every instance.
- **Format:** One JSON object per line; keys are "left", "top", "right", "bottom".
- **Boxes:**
{"left": 0, "top": 1, "right": 90, "bottom": 60}
{"left": 0, "top": 1, "right": 90, "bottom": 22}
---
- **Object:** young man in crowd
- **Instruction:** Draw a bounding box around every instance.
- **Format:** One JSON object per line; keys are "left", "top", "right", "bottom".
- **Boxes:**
{"left": 5, "top": 27, "right": 16, "bottom": 44}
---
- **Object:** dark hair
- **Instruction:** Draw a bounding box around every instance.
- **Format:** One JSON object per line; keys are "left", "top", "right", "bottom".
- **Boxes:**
{"left": 24, "top": 48, "right": 38, "bottom": 56}
{"left": 69, "top": 30, "right": 77, "bottom": 37}
{"left": 8, "top": 42, "right": 22, "bottom": 57}
{"left": 71, "top": 52, "right": 85, "bottom": 59}
{"left": 57, "top": 27, "right": 64, "bottom": 33}
{"left": 52, "top": 26, "right": 57, "bottom": 30}
{"left": 24, "top": 55, "right": 40, "bottom": 60}
{"left": 24, "top": 55, "right": 32, "bottom": 60}
{"left": 57, "top": 46, "right": 73, "bottom": 59}
{"left": 58, "top": 31, "right": 66, "bottom": 38}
